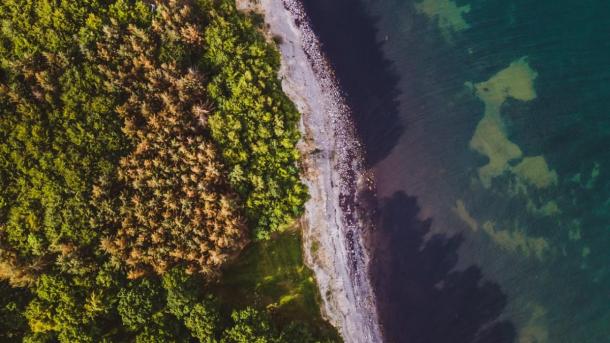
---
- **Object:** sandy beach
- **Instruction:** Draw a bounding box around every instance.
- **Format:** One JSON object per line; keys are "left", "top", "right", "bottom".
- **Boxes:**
{"left": 236, "top": 0, "right": 383, "bottom": 342}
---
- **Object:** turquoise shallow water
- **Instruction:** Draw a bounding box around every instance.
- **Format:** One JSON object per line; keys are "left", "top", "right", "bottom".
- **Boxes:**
{"left": 300, "top": 0, "right": 610, "bottom": 341}
{"left": 370, "top": 0, "right": 610, "bottom": 341}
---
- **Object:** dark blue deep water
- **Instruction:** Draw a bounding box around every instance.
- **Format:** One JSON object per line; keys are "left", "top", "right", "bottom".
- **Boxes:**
{"left": 300, "top": 0, "right": 610, "bottom": 342}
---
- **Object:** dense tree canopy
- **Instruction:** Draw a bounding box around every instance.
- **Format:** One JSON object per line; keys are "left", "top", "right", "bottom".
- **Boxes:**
{"left": 0, "top": 0, "right": 126, "bottom": 286}
{"left": 0, "top": 0, "right": 332, "bottom": 341}
{"left": 203, "top": 3, "right": 308, "bottom": 238}
{"left": 95, "top": 1, "right": 248, "bottom": 278}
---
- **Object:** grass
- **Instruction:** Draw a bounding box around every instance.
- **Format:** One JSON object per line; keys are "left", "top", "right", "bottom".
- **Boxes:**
{"left": 213, "top": 224, "right": 340, "bottom": 340}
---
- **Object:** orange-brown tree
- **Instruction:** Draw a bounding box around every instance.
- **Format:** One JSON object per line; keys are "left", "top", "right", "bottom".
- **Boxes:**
{"left": 95, "top": 0, "right": 248, "bottom": 278}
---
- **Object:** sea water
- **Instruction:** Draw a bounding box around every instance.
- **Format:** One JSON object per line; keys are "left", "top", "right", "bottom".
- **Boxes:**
{"left": 300, "top": 0, "right": 610, "bottom": 342}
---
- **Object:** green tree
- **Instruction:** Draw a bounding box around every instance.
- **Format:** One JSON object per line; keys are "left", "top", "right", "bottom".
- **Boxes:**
{"left": 184, "top": 303, "right": 220, "bottom": 343}
{"left": 163, "top": 268, "right": 220, "bottom": 342}
{"left": 221, "top": 307, "right": 278, "bottom": 343}
{"left": 203, "top": 0, "right": 308, "bottom": 239}
{"left": 0, "top": 281, "right": 29, "bottom": 340}
{"left": 117, "top": 279, "right": 161, "bottom": 331}
{"left": 0, "top": 0, "right": 127, "bottom": 285}
{"left": 24, "top": 274, "right": 108, "bottom": 342}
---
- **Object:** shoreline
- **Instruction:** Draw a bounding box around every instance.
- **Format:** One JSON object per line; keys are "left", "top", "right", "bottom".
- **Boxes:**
{"left": 236, "top": 0, "right": 383, "bottom": 342}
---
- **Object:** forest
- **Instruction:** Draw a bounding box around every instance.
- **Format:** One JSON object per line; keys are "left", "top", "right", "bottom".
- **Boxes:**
{"left": 0, "top": 0, "right": 334, "bottom": 341}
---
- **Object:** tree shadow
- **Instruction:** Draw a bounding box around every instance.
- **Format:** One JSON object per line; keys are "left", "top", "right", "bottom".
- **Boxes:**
{"left": 301, "top": 0, "right": 403, "bottom": 167}
{"left": 369, "top": 192, "right": 515, "bottom": 343}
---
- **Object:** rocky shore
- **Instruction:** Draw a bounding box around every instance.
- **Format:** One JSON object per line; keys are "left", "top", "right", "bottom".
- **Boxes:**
{"left": 236, "top": 0, "right": 383, "bottom": 342}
